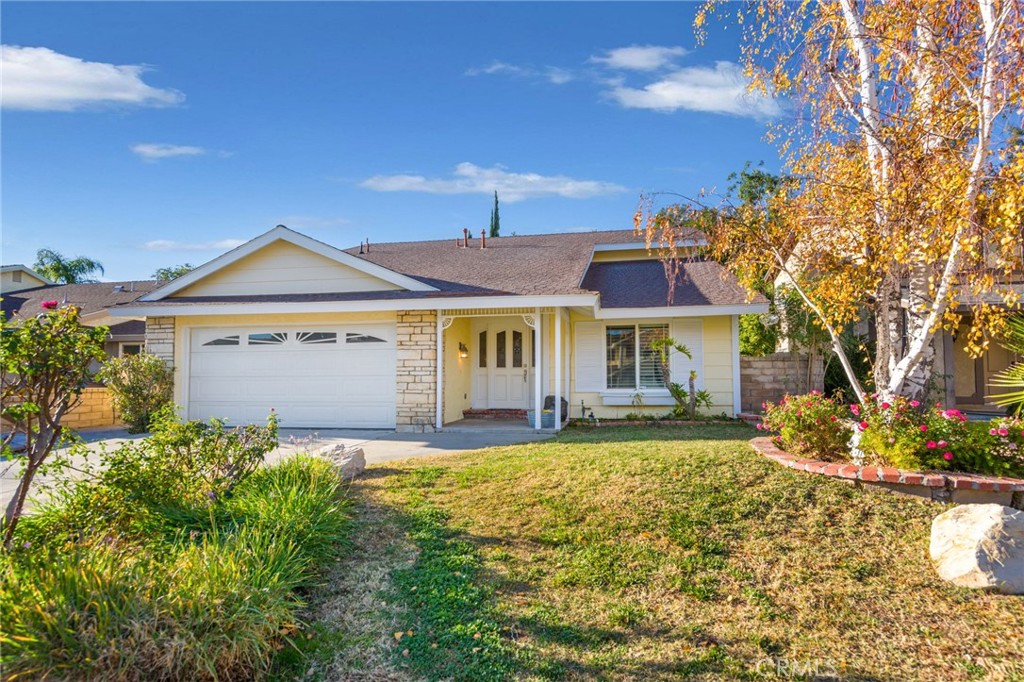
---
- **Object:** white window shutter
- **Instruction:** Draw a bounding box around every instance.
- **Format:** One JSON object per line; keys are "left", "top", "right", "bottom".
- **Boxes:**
{"left": 670, "top": 320, "right": 703, "bottom": 389}
{"left": 574, "top": 321, "right": 605, "bottom": 392}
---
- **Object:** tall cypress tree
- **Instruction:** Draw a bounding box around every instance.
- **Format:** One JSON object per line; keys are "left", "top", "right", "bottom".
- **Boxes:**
{"left": 489, "top": 191, "right": 500, "bottom": 237}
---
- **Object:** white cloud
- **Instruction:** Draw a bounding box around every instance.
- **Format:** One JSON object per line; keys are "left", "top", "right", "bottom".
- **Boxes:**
{"left": 1, "top": 45, "right": 183, "bottom": 111}
{"left": 360, "top": 163, "right": 626, "bottom": 203}
{"left": 545, "top": 67, "right": 574, "bottom": 85}
{"left": 466, "top": 61, "right": 573, "bottom": 85}
{"left": 131, "top": 143, "right": 206, "bottom": 161}
{"left": 144, "top": 238, "right": 246, "bottom": 252}
{"left": 606, "top": 61, "right": 781, "bottom": 119}
{"left": 590, "top": 45, "right": 688, "bottom": 72}
{"left": 465, "top": 61, "right": 529, "bottom": 78}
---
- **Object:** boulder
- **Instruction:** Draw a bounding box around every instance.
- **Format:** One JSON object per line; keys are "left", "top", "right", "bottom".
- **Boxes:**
{"left": 315, "top": 444, "right": 366, "bottom": 480}
{"left": 930, "top": 504, "right": 1024, "bottom": 594}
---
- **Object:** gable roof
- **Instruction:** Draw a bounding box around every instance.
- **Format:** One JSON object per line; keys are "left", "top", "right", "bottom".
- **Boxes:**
{"left": 1, "top": 264, "right": 53, "bottom": 288}
{"left": 139, "top": 225, "right": 437, "bottom": 301}
{"left": 1, "top": 280, "right": 160, "bottom": 321}
{"left": 581, "top": 259, "right": 767, "bottom": 308}
{"left": 345, "top": 230, "right": 650, "bottom": 296}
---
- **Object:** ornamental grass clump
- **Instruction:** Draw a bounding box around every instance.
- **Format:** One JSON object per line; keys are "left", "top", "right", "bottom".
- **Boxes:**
{"left": 1, "top": 409, "right": 353, "bottom": 682}
{"left": 759, "top": 392, "right": 851, "bottom": 461}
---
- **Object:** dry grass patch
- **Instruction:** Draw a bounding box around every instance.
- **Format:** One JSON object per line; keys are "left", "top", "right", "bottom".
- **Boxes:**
{"left": 326, "top": 425, "right": 1024, "bottom": 681}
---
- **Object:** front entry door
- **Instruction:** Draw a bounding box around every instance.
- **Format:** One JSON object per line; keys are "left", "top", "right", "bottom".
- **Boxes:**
{"left": 489, "top": 321, "right": 536, "bottom": 405}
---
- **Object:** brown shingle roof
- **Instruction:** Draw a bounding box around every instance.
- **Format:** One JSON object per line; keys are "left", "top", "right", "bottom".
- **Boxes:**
{"left": 344, "top": 230, "right": 648, "bottom": 295}
{"left": 581, "top": 259, "right": 767, "bottom": 308}
{"left": 1, "top": 281, "right": 159, "bottom": 320}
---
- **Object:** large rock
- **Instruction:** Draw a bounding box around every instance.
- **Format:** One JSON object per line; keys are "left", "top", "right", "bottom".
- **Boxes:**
{"left": 930, "top": 504, "right": 1024, "bottom": 594}
{"left": 315, "top": 444, "right": 366, "bottom": 480}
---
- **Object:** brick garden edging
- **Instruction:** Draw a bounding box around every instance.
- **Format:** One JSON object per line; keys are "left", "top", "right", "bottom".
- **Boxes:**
{"left": 751, "top": 437, "right": 1024, "bottom": 509}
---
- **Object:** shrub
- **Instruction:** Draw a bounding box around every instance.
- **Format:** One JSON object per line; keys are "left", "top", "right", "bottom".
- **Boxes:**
{"left": 1, "top": 455, "right": 351, "bottom": 681}
{"left": 759, "top": 392, "right": 851, "bottom": 461}
{"left": 856, "top": 397, "right": 1024, "bottom": 477}
{"left": 97, "top": 352, "right": 174, "bottom": 433}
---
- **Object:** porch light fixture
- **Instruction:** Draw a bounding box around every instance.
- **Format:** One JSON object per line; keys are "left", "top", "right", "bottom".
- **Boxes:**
{"left": 458, "top": 342, "right": 469, "bottom": 358}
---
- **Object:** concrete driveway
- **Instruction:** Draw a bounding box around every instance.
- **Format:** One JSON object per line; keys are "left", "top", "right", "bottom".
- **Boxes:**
{"left": 2, "top": 426, "right": 552, "bottom": 512}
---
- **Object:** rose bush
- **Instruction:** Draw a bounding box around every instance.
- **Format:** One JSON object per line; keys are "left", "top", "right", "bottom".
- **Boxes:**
{"left": 759, "top": 392, "right": 851, "bottom": 461}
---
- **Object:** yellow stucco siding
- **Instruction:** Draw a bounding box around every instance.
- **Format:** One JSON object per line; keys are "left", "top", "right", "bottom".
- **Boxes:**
{"left": 0, "top": 270, "right": 49, "bottom": 293}
{"left": 174, "top": 240, "right": 403, "bottom": 297}
{"left": 442, "top": 318, "right": 473, "bottom": 423}
{"left": 567, "top": 311, "right": 737, "bottom": 419}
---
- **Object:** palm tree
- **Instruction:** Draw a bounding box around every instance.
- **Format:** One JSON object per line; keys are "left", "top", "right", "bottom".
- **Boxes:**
{"left": 34, "top": 248, "right": 105, "bottom": 284}
{"left": 988, "top": 314, "right": 1024, "bottom": 416}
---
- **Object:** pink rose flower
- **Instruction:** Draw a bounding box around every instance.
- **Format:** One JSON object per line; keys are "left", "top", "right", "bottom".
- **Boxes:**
{"left": 926, "top": 441, "right": 937, "bottom": 449}
{"left": 850, "top": 404, "right": 860, "bottom": 416}
{"left": 937, "top": 440, "right": 947, "bottom": 448}
{"left": 998, "top": 428, "right": 1009, "bottom": 437}
{"left": 990, "top": 428, "right": 999, "bottom": 435}
{"left": 910, "top": 400, "right": 921, "bottom": 408}
{"left": 881, "top": 402, "right": 891, "bottom": 409}
{"left": 858, "top": 421, "right": 869, "bottom": 432}
{"left": 41, "top": 300, "right": 58, "bottom": 309}
{"left": 919, "top": 424, "right": 928, "bottom": 432}
{"left": 943, "top": 452, "right": 953, "bottom": 461}
{"left": 756, "top": 423, "right": 763, "bottom": 430}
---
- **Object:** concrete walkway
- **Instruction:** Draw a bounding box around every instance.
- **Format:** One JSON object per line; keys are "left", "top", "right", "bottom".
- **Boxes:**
{"left": 2, "top": 426, "right": 552, "bottom": 512}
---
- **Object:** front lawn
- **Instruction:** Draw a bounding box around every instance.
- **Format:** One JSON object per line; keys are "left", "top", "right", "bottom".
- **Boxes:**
{"left": 299, "top": 425, "right": 1023, "bottom": 681}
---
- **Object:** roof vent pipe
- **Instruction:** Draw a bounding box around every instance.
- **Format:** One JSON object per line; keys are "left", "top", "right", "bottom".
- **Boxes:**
{"left": 365, "top": 238, "right": 370, "bottom": 253}
{"left": 463, "top": 227, "right": 469, "bottom": 248}
{"left": 480, "top": 229, "right": 486, "bottom": 249}
{"left": 359, "top": 241, "right": 364, "bottom": 254}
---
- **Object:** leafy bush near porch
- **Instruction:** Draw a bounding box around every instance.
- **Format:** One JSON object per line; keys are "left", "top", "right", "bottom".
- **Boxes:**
{"left": 97, "top": 352, "right": 174, "bottom": 433}
{"left": 759, "top": 392, "right": 851, "bottom": 460}
{"left": 0, "top": 414, "right": 352, "bottom": 681}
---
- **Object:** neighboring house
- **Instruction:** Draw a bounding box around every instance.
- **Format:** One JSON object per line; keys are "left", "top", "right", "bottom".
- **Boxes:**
{"left": 1, "top": 280, "right": 160, "bottom": 363}
{"left": 111, "top": 226, "right": 768, "bottom": 431}
{"left": 1, "top": 264, "right": 52, "bottom": 293}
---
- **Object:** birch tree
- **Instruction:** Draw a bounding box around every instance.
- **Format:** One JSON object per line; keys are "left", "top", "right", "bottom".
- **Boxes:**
{"left": 674, "top": 0, "right": 1024, "bottom": 402}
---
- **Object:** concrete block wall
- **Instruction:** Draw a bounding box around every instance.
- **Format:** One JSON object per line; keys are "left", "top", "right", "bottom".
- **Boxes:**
{"left": 63, "top": 387, "right": 120, "bottom": 429}
{"left": 741, "top": 352, "right": 824, "bottom": 413}
{"left": 146, "top": 317, "right": 175, "bottom": 368}
{"left": 396, "top": 310, "right": 437, "bottom": 431}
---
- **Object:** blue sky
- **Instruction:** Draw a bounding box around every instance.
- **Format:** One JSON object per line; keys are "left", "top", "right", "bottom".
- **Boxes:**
{"left": 1, "top": 2, "right": 781, "bottom": 281}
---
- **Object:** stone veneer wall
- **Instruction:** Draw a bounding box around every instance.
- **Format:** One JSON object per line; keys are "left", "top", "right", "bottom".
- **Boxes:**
{"left": 146, "top": 316, "right": 175, "bottom": 368}
{"left": 395, "top": 310, "right": 437, "bottom": 432}
{"left": 740, "top": 352, "right": 824, "bottom": 413}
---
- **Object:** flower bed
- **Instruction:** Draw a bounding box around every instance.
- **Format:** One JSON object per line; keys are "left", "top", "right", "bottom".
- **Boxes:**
{"left": 751, "top": 436, "right": 1024, "bottom": 509}
{"left": 758, "top": 393, "right": 1024, "bottom": 478}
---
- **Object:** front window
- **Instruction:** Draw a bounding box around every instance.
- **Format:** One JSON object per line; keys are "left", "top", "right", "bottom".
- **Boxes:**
{"left": 605, "top": 324, "right": 669, "bottom": 390}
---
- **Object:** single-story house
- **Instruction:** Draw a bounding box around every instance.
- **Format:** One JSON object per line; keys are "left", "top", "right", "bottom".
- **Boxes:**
{"left": 109, "top": 225, "right": 768, "bottom": 431}
{"left": 1, "top": 279, "right": 160, "bottom": 430}
{"left": 1, "top": 280, "right": 159, "bottom": 363}
{"left": 1, "top": 264, "right": 52, "bottom": 293}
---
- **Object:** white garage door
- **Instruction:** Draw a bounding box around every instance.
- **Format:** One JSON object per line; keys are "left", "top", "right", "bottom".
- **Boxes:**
{"left": 187, "top": 324, "right": 397, "bottom": 428}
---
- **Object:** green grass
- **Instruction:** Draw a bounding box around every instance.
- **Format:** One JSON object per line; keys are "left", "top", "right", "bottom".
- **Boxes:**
{"left": 1, "top": 455, "right": 354, "bottom": 682}
{"left": 341, "top": 424, "right": 1024, "bottom": 681}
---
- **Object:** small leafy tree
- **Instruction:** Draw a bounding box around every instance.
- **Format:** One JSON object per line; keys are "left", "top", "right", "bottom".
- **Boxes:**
{"left": 97, "top": 352, "right": 174, "bottom": 433}
{"left": 650, "top": 336, "right": 703, "bottom": 419}
{"left": 152, "top": 263, "right": 194, "bottom": 281}
{"left": 33, "top": 248, "right": 104, "bottom": 284}
{"left": 1, "top": 305, "right": 107, "bottom": 548}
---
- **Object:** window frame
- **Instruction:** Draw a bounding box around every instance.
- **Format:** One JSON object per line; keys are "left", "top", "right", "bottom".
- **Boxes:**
{"left": 603, "top": 322, "right": 670, "bottom": 392}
